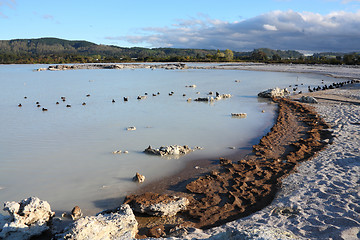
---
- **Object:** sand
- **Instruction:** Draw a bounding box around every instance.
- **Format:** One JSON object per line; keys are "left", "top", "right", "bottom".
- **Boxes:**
{"left": 176, "top": 66, "right": 360, "bottom": 240}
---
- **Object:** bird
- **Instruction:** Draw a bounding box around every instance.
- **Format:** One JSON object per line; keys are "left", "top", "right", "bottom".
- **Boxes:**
{"left": 66, "top": 104, "right": 71, "bottom": 108}
{"left": 112, "top": 99, "right": 115, "bottom": 103}
{"left": 82, "top": 102, "right": 86, "bottom": 106}
{"left": 42, "top": 108, "right": 48, "bottom": 111}
{"left": 18, "top": 103, "right": 22, "bottom": 107}
{"left": 123, "top": 97, "right": 128, "bottom": 101}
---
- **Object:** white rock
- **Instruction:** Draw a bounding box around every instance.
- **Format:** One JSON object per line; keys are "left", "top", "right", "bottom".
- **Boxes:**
{"left": 299, "top": 95, "right": 318, "bottom": 103}
{"left": 258, "top": 87, "right": 290, "bottom": 98}
{"left": 144, "top": 145, "right": 192, "bottom": 156}
{"left": 0, "top": 197, "right": 55, "bottom": 240}
{"left": 59, "top": 204, "right": 138, "bottom": 240}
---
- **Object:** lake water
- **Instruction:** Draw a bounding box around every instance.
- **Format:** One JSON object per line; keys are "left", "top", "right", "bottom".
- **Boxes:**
{"left": 0, "top": 64, "right": 339, "bottom": 216}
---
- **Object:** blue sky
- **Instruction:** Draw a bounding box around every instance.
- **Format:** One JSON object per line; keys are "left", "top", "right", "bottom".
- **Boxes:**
{"left": 1, "top": 0, "right": 360, "bottom": 52}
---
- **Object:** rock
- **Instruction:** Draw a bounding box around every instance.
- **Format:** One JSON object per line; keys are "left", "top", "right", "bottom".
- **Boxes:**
{"left": 215, "top": 93, "right": 232, "bottom": 100}
{"left": 124, "top": 192, "right": 189, "bottom": 217}
{"left": 147, "top": 225, "right": 166, "bottom": 238}
{"left": 133, "top": 172, "right": 145, "bottom": 183}
{"left": 144, "top": 145, "right": 192, "bottom": 156}
{"left": 0, "top": 196, "right": 55, "bottom": 240}
{"left": 299, "top": 95, "right": 318, "bottom": 103}
{"left": 59, "top": 204, "right": 138, "bottom": 240}
{"left": 231, "top": 113, "right": 247, "bottom": 118}
{"left": 258, "top": 87, "right": 290, "bottom": 98}
{"left": 71, "top": 206, "right": 82, "bottom": 220}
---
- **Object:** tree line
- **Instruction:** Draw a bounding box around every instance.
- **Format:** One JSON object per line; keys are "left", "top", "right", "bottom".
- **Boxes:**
{"left": 0, "top": 38, "right": 359, "bottom": 65}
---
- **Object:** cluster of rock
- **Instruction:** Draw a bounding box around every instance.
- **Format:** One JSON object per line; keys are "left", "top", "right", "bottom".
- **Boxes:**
{"left": 194, "top": 93, "right": 232, "bottom": 102}
{"left": 0, "top": 194, "right": 190, "bottom": 239}
{"left": 0, "top": 196, "right": 55, "bottom": 240}
{"left": 258, "top": 87, "right": 290, "bottom": 98}
{"left": 37, "top": 63, "right": 187, "bottom": 71}
{"left": 299, "top": 95, "right": 318, "bottom": 103}
{"left": 144, "top": 145, "right": 193, "bottom": 156}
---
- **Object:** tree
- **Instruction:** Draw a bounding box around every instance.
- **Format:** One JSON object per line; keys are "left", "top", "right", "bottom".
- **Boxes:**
{"left": 251, "top": 50, "right": 267, "bottom": 61}
{"left": 224, "top": 49, "right": 234, "bottom": 61}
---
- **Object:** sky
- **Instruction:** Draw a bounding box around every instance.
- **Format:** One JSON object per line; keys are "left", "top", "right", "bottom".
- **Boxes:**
{"left": 0, "top": 0, "right": 360, "bottom": 52}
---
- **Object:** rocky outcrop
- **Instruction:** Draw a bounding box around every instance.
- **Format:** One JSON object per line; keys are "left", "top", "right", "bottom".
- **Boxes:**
{"left": 0, "top": 196, "right": 55, "bottom": 240}
{"left": 258, "top": 87, "right": 290, "bottom": 98}
{"left": 40, "top": 63, "right": 188, "bottom": 71}
{"left": 299, "top": 95, "right": 318, "bottom": 103}
{"left": 144, "top": 145, "right": 192, "bottom": 156}
{"left": 124, "top": 192, "right": 189, "bottom": 217}
{"left": 59, "top": 204, "right": 138, "bottom": 240}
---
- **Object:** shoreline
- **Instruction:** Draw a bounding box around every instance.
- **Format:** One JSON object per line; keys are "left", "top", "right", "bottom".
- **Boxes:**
{"left": 1, "top": 63, "right": 360, "bottom": 239}
{"left": 121, "top": 64, "right": 360, "bottom": 238}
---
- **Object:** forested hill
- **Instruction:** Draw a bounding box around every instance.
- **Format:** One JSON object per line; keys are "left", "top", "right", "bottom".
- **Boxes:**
{"left": 0, "top": 37, "right": 308, "bottom": 64}
{"left": 1, "top": 37, "right": 359, "bottom": 64}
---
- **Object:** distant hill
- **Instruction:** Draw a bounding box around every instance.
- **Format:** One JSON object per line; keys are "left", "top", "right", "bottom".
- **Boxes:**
{"left": 0, "top": 37, "right": 309, "bottom": 64}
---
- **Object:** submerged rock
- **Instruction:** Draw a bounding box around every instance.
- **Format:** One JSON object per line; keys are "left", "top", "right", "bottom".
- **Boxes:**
{"left": 231, "top": 113, "right": 247, "bottom": 118}
{"left": 0, "top": 196, "right": 55, "bottom": 240}
{"left": 58, "top": 204, "right": 138, "bottom": 240}
{"left": 258, "top": 87, "right": 290, "bottom": 98}
{"left": 299, "top": 96, "right": 318, "bottom": 103}
{"left": 144, "top": 145, "right": 192, "bottom": 156}
{"left": 124, "top": 192, "right": 189, "bottom": 217}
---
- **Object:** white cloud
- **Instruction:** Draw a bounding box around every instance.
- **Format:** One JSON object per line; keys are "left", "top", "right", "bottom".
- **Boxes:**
{"left": 263, "top": 24, "right": 278, "bottom": 31}
{"left": 108, "top": 10, "right": 360, "bottom": 52}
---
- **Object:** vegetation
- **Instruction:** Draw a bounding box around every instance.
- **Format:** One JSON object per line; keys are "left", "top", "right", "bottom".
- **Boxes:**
{"left": 0, "top": 37, "right": 359, "bottom": 65}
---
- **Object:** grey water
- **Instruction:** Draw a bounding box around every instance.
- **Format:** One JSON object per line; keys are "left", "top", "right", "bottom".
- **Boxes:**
{"left": 0, "top": 64, "right": 338, "bottom": 215}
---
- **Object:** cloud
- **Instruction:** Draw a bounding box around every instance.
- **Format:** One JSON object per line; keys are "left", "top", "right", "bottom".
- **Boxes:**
{"left": 109, "top": 10, "right": 360, "bottom": 52}
{"left": 0, "top": 0, "right": 16, "bottom": 18}
{"left": 42, "top": 14, "right": 54, "bottom": 20}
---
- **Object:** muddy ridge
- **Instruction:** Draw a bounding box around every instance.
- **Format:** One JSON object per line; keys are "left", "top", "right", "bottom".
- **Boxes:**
{"left": 127, "top": 98, "right": 333, "bottom": 238}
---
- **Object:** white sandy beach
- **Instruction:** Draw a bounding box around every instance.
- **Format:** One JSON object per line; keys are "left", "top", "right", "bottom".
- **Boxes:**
{"left": 177, "top": 65, "right": 360, "bottom": 240}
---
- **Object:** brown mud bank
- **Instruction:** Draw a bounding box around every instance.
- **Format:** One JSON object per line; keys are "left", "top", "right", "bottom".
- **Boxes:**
{"left": 125, "top": 98, "right": 333, "bottom": 238}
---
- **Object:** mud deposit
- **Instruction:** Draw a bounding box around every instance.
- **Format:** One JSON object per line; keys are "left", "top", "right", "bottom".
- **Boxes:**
{"left": 127, "top": 98, "right": 333, "bottom": 238}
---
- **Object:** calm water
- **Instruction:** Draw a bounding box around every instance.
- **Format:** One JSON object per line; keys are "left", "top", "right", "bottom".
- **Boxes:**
{"left": 0, "top": 64, "right": 338, "bottom": 215}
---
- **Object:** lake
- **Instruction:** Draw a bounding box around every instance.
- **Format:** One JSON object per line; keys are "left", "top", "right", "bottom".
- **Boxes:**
{"left": 0, "top": 64, "right": 338, "bottom": 216}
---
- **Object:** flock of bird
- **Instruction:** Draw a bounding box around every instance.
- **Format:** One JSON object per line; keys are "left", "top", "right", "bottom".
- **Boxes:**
{"left": 307, "top": 79, "right": 357, "bottom": 92}
{"left": 16, "top": 91, "right": 182, "bottom": 112}
{"left": 17, "top": 79, "right": 358, "bottom": 111}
